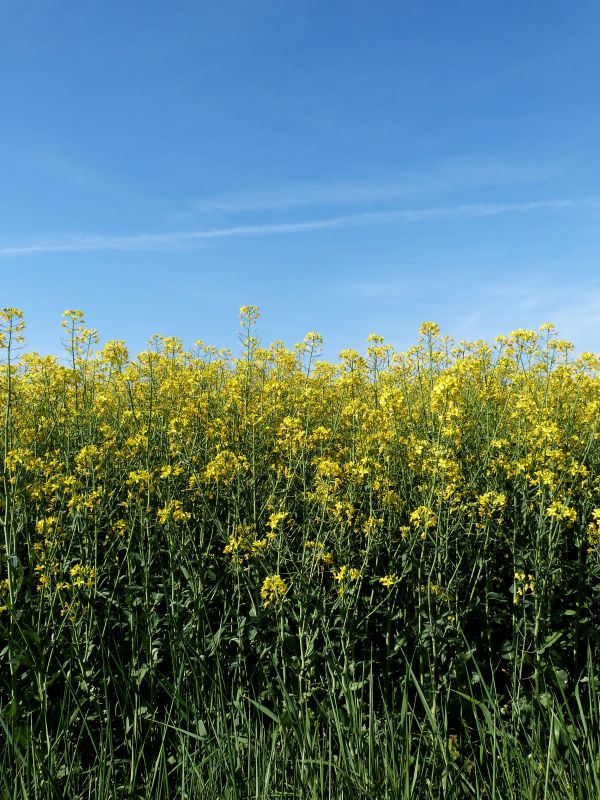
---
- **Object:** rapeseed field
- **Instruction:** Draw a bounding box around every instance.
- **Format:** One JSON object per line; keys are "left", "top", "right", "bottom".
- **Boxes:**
{"left": 2, "top": 306, "right": 600, "bottom": 798}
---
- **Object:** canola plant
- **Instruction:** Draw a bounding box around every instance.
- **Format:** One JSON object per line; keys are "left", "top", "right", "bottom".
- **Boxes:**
{"left": 1, "top": 306, "right": 600, "bottom": 797}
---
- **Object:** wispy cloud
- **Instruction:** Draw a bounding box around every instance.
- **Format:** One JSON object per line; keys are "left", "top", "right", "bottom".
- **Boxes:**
{"left": 185, "top": 155, "right": 559, "bottom": 216}
{"left": 0, "top": 197, "right": 589, "bottom": 257}
{"left": 343, "top": 269, "right": 600, "bottom": 354}
{"left": 479, "top": 275, "right": 600, "bottom": 343}
{"left": 187, "top": 178, "right": 445, "bottom": 215}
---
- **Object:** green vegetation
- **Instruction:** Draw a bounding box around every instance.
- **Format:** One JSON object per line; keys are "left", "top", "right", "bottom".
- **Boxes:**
{"left": 1, "top": 307, "right": 600, "bottom": 798}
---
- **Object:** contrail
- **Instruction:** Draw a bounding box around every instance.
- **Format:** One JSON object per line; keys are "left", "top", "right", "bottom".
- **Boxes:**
{"left": 0, "top": 198, "right": 584, "bottom": 256}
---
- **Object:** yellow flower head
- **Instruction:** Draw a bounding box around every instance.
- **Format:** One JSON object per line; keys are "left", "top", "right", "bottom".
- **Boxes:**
{"left": 261, "top": 574, "right": 287, "bottom": 607}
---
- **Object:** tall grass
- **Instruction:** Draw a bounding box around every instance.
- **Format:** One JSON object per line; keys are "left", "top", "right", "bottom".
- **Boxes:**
{"left": 1, "top": 307, "right": 600, "bottom": 798}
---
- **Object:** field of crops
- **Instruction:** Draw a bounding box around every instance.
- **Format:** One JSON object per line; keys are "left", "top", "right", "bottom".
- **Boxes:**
{"left": 2, "top": 305, "right": 600, "bottom": 798}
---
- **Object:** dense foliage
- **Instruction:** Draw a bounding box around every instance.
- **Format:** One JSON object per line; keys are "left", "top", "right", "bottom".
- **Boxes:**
{"left": 2, "top": 306, "right": 600, "bottom": 798}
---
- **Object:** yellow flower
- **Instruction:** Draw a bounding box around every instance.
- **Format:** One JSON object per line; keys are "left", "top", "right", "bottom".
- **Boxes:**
{"left": 69, "top": 564, "right": 97, "bottom": 590}
{"left": 410, "top": 506, "right": 437, "bottom": 531}
{"left": 261, "top": 574, "right": 287, "bottom": 607}
{"left": 332, "top": 565, "right": 362, "bottom": 594}
{"left": 379, "top": 574, "right": 400, "bottom": 588}
{"left": 419, "top": 321, "right": 440, "bottom": 337}
{"left": 267, "top": 511, "right": 289, "bottom": 530}
{"left": 546, "top": 500, "right": 577, "bottom": 525}
{"left": 157, "top": 499, "right": 191, "bottom": 525}
{"left": 514, "top": 572, "right": 535, "bottom": 604}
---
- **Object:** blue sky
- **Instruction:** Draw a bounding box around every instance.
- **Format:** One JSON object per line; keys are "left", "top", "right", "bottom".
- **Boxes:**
{"left": 2, "top": 0, "right": 600, "bottom": 358}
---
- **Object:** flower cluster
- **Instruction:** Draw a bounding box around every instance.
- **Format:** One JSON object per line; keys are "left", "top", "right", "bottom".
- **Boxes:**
{"left": 260, "top": 574, "right": 288, "bottom": 607}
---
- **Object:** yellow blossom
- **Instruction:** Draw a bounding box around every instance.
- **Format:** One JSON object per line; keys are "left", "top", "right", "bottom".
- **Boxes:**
{"left": 261, "top": 574, "right": 287, "bottom": 607}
